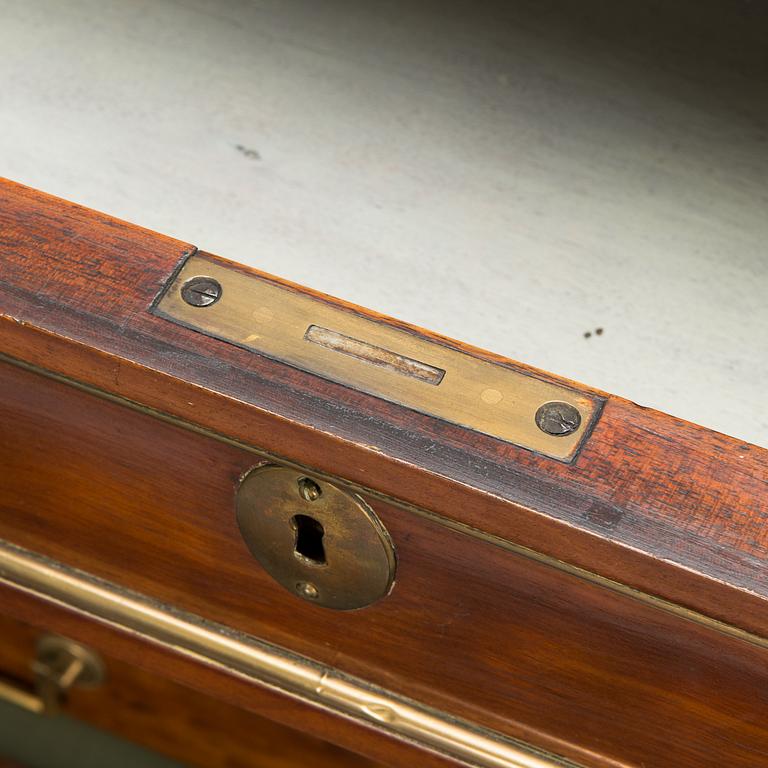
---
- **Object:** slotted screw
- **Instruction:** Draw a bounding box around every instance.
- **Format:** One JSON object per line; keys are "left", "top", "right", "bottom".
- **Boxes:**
{"left": 298, "top": 477, "right": 322, "bottom": 502}
{"left": 181, "top": 277, "right": 222, "bottom": 307}
{"left": 296, "top": 581, "right": 319, "bottom": 600}
{"left": 535, "top": 401, "right": 582, "bottom": 436}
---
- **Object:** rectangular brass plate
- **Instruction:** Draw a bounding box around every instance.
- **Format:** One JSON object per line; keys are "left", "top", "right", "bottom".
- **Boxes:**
{"left": 154, "top": 254, "right": 600, "bottom": 461}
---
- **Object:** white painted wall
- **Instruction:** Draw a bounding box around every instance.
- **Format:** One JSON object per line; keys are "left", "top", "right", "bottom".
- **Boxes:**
{"left": 1, "top": 0, "right": 766, "bottom": 445}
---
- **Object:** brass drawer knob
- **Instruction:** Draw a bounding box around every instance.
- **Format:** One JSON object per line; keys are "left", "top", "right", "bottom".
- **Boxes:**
{"left": 236, "top": 466, "right": 396, "bottom": 610}
{"left": 0, "top": 634, "right": 104, "bottom": 716}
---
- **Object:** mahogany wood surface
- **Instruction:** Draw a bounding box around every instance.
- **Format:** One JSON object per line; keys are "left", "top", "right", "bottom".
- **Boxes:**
{"left": 0, "top": 178, "right": 766, "bottom": 636}
{"left": 1, "top": 178, "right": 768, "bottom": 767}
{"left": 0, "top": 614, "right": 379, "bottom": 768}
{"left": 2, "top": 359, "right": 768, "bottom": 766}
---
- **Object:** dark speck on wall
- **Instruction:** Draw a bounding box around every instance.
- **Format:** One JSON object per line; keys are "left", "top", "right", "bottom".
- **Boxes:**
{"left": 235, "top": 144, "right": 261, "bottom": 160}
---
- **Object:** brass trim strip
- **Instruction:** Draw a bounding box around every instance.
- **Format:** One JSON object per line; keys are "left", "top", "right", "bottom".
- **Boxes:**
{"left": 2, "top": 351, "right": 768, "bottom": 655}
{"left": 0, "top": 539, "right": 580, "bottom": 768}
{"left": 153, "top": 254, "right": 600, "bottom": 461}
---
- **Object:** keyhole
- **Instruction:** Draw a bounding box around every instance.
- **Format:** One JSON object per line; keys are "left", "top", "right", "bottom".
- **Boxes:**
{"left": 291, "top": 515, "right": 326, "bottom": 566}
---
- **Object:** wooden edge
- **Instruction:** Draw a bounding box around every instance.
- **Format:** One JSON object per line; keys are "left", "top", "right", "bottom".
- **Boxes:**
{"left": 1, "top": 177, "right": 767, "bottom": 641}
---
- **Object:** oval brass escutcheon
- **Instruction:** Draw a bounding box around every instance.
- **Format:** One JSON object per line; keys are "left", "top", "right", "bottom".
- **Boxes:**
{"left": 236, "top": 466, "right": 396, "bottom": 610}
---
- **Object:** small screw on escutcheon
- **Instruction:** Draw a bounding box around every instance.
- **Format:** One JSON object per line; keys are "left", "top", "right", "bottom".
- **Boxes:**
{"left": 298, "top": 477, "right": 322, "bottom": 502}
{"left": 181, "top": 276, "right": 222, "bottom": 307}
{"left": 296, "top": 581, "right": 319, "bottom": 600}
{"left": 535, "top": 401, "right": 582, "bottom": 436}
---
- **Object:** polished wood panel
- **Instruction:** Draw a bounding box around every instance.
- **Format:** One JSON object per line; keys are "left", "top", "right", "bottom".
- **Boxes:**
{"left": 0, "top": 613, "right": 379, "bottom": 768}
{"left": 2, "top": 360, "right": 768, "bottom": 767}
{"left": 0, "top": 177, "right": 766, "bottom": 639}
{"left": 1, "top": 179, "right": 768, "bottom": 767}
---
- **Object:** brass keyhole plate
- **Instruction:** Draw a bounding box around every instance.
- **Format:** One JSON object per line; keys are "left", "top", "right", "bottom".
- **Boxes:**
{"left": 236, "top": 466, "right": 396, "bottom": 610}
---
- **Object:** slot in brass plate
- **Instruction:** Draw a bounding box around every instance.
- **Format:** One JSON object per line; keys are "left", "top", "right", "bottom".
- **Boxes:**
{"left": 154, "top": 254, "right": 600, "bottom": 461}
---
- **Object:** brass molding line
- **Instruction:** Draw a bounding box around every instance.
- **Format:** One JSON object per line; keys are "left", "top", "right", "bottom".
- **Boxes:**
{"left": 0, "top": 539, "right": 579, "bottom": 768}
{"left": 2, "top": 351, "right": 768, "bottom": 656}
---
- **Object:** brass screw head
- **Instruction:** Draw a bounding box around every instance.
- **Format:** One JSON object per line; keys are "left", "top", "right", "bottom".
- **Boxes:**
{"left": 535, "top": 401, "right": 582, "bottom": 436}
{"left": 296, "top": 581, "right": 319, "bottom": 600}
{"left": 298, "top": 477, "right": 322, "bottom": 502}
{"left": 181, "top": 276, "right": 222, "bottom": 307}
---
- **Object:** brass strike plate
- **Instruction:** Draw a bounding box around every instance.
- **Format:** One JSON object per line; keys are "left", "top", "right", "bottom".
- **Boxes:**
{"left": 154, "top": 254, "right": 600, "bottom": 461}
{"left": 236, "top": 466, "right": 396, "bottom": 609}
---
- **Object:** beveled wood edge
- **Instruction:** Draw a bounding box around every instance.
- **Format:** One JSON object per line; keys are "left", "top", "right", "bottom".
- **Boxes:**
{"left": 3, "top": 350, "right": 767, "bottom": 658}
{"left": 0, "top": 538, "right": 582, "bottom": 768}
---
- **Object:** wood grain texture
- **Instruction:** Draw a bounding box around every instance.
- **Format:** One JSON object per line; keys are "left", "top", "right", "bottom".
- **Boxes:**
{"left": 0, "top": 614, "right": 379, "bottom": 768}
{"left": 1, "top": 179, "right": 768, "bottom": 767}
{"left": 1, "top": 178, "right": 766, "bottom": 634}
{"left": 2, "top": 354, "right": 768, "bottom": 766}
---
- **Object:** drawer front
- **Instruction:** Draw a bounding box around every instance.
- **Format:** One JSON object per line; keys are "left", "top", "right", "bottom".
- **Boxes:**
{"left": 3, "top": 339, "right": 768, "bottom": 768}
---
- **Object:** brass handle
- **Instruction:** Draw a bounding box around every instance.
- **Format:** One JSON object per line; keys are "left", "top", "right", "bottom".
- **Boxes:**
{"left": 0, "top": 634, "right": 104, "bottom": 715}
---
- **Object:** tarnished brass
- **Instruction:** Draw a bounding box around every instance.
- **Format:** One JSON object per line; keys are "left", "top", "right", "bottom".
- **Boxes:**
{"left": 0, "top": 634, "right": 104, "bottom": 716}
{"left": 236, "top": 466, "right": 396, "bottom": 610}
{"left": 154, "top": 254, "right": 600, "bottom": 461}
